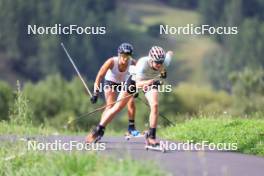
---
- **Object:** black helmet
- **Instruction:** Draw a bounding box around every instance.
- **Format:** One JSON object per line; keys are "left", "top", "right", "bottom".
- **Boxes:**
{"left": 118, "top": 43, "right": 133, "bottom": 55}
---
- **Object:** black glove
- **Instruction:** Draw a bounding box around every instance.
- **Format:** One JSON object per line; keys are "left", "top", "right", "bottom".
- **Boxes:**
{"left": 90, "top": 93, "right": 98, "bottom": 104}
{"left": 152, "top": 80, "right": 163, "bottom": 86}
{"left": 133, "top": 92, "right": 139, "bottom": 98}
{"left": 160, "top": 71, "right": 167, "bottom": 79}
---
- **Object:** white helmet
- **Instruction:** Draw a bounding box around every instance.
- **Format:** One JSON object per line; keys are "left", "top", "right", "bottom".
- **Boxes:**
{"left": 149, "top": 46, "right": 165, "bottom": 64}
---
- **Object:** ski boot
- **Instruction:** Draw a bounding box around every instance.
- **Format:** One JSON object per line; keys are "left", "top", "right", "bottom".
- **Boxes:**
{"left": 85, "top": 126, "right": 104, "bottom": 143}
{"left": 125, "top": 127, "right": 142, "bottom": 140}
{"left": 144, "top": 131, "right": 165, "bottom": 153}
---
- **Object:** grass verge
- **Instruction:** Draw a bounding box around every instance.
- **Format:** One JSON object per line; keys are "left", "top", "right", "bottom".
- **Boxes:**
{"left": 160, "top": 117, "right": 264, "bottom": 156}
{"left": 0, "top": 121, "right": 60, "bottom": 136}
{"left": 0, "top": 122, "right": 167, "bottom": 176}
{"left": 0, "top": 150, "right": 167, "bottom": 176}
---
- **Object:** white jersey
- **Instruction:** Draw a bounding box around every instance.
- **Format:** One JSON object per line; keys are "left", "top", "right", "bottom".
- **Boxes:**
{"left": 133, "top": 54, "right": 170, "bottom": 81}
{"left": 104, "top": 56, "right": 132, "bottom": 83}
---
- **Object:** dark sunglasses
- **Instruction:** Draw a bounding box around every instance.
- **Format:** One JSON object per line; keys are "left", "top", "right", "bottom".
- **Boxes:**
{"left": 154, "top": 60, "right": 164, "bottom": 65}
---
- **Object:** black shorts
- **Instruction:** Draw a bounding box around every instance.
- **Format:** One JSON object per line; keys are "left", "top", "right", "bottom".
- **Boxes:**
{"left": 104, "top": 80, "right": 122, "bottom": 92}
{"left": 124, "top": 75, "right": 137, "bottom": 94}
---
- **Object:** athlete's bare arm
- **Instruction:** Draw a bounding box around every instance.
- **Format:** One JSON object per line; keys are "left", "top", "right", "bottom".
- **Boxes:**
{"left": 94, "top": 58, "right": 114, "bottom": 92}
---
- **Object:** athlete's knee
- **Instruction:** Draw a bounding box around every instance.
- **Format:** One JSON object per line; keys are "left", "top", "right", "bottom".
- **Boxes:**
{"left": 150, "top": 103, "right": 158, "bottom": 112}
{"left": 127, "top": 100, "right": 135, "bottom": 110}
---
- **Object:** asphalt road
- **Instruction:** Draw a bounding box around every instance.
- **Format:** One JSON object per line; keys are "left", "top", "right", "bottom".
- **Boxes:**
{"left": 2, "top": 135, "right": 264, "bottom": 176}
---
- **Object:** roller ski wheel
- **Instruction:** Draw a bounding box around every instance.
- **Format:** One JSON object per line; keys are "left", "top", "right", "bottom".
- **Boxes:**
{"left": 144, "top": 144, "right": 166, "bottom": 153}
{"left": 144, "top": 132, "right": 166, "bottom": 153}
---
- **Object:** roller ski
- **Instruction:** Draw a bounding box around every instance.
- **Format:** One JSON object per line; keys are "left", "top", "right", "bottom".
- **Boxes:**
{"left": 144, "top": 131, "right": 166, "bottom": 153}
{"left": 85, "top": 125, "right": 105, "bottom": 143}
{"left": 125, "top": 120, "right": 143, "bottom": 140}
{"left": 124, "top": 129, "right": 144, "bottom": 140}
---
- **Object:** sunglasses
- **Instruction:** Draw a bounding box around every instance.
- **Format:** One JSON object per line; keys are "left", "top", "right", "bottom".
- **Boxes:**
{"left": 154, "top": 60, "right": 164, "bottom": 65}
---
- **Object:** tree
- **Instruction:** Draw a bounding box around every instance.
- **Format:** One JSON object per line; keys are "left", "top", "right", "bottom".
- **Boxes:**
{"left": 0, "top": 0, "right": 132, "bottom": 82}
{"left": 201, "top": 0, "right": 264, "bottom": 91}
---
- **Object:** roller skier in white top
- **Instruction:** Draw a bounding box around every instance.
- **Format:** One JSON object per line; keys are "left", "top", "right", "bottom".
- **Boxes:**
{"left": 90, "top": 43, "right": 140, "bottom": 138}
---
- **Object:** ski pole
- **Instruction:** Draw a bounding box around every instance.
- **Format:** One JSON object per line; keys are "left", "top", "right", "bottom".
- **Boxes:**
{"left": 67, "top": 92, "right": 136, "bottom": 125}
{"left": 137, "top": 96, "right": 175, "bottom": 126}
{"left": 61, "top": 42, "right": 93, "bottom": 97}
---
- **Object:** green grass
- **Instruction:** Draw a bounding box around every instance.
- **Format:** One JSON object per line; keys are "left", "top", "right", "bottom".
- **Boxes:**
{"left": 0, "top": 121, "right": 59, "bottom": 136}
{"left": 0, "top": 151, "right": 167, "bottom": 176}
{"left": 160, "top": 117, "right": 264, "bottom": 156}
{"left": 120, "top": 1, "right": 200, "bottom": 31}
{"left": 0, "top": 120, "right": 127, "bottom": 137}
{"left": 141, "top": 6, "right": 199, "bottom": 27}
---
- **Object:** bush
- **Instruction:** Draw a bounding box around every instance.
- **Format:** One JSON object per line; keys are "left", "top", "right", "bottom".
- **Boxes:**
{"left": 0, "top": 81, "right": 14, "bottom": 121}
{"left": 159, "top": 83, "right": 232, "bottom": 116}
{"left": 9, "top": 81, "right": 33, "bottom": 126}
{"left": 229, "top": 67, "right": 264, "bottom": 114}
{"left": 23, "top": 74, "right": 99, "bottom": 130}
